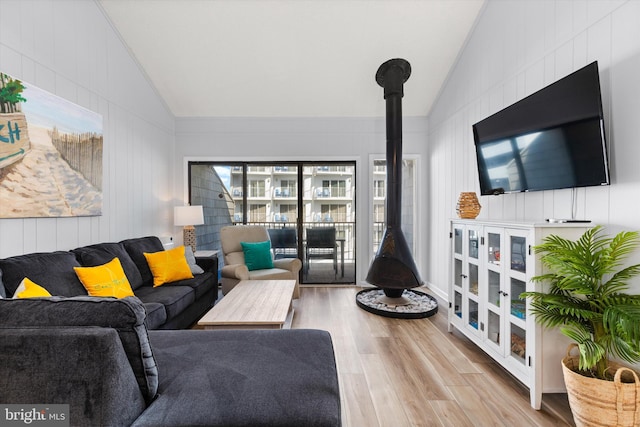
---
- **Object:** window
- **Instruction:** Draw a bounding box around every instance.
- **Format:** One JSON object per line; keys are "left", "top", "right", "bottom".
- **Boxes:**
{"left": 278, "top": 204, "right": 296, "bottom": 222}
{"left": 373, "top": 162, "right": 386, "bottom": 173}
{"left": 374, "top": 180, "right": 385, "bottom": 198}
{"left": 371, "top": 157, "right": 418, "bottom": 255}
{"left": 249, "top": 180, "right": 265, "bottom": 197}
{"left": 248, "top": 204, "right": 267, "bottom": 222}
{"left": 373, "top": 205, "right": 385, "bottom": 222}
{"left": 321, "top": 180, "right": 346, "bottom": 197}
{"left": 279, "top": 180, "right": 297, "bottom": 197}
{"left": 321, "top": 204, "right": 346, "bottom": 222}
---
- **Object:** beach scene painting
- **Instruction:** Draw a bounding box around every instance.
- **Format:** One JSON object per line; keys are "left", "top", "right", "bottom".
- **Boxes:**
{"left": 0, "top": 72, "right": 103, "bottom": 218}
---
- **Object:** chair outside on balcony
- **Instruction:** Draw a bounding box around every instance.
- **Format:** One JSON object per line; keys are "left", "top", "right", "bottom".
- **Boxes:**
{"left": 267, "top": 228, "right": 298, "bottom": 260}
{"left": 305, "top": 227, "right": 337, "bottom": 279}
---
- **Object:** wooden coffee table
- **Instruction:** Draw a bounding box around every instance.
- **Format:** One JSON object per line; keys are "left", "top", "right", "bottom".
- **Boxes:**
{"left": 197, "top": 280, "right": 296, "bottom": 330}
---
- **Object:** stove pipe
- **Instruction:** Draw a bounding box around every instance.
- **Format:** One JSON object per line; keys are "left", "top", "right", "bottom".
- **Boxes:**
{"left": 366, "top": 58, "right": 423, "bottom": 297}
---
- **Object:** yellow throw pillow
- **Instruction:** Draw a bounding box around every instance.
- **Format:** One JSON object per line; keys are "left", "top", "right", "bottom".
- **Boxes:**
{"left": 13, "top": 278, "right": 52, "bottom": 299}
{"left": 143, "top": 246, "right": 193, "bottom": 287}
{"left": 74, "top": 257, "right": 135, "bottom": 299}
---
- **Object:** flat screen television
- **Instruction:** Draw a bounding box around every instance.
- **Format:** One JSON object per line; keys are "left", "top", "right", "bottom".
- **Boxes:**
{"left": 473, "top": 61, "right": 610, "bottom": 196}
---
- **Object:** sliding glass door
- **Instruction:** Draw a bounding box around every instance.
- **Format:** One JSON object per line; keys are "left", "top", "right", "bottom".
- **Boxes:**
{"left": 189, "top": 161, "right": 356, "bottom": 285}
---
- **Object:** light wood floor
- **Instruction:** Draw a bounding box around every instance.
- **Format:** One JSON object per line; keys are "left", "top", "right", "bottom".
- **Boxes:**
{"left": 291, "top": 286, "right": 575, "bottom": 427}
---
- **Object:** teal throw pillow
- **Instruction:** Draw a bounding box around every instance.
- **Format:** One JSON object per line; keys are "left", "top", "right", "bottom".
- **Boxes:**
{"left": 241, "top": 240, "right": 274, "bottom": 271}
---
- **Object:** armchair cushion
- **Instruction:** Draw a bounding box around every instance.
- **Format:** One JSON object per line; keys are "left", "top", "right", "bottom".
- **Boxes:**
{"left": 241, "top": 240, "right": 274, "bottom": 271}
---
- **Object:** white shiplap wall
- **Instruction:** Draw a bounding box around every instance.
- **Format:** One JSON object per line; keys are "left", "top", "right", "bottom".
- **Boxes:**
{"left": 427, "top": 0, "right": 640, "bottom": 299}
{"left": 0, "top": 0, "right": 176, "bottom": 258}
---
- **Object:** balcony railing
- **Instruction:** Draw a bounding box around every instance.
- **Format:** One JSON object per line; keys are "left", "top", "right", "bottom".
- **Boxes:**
{"left": 274, "top": 187, "right": 297, "bottom": 198}
{"left": 315, "top": 188, "right": 347, "bottom": 198}
{"left": 233, "top": 221, "right": 356, "bottom": 262}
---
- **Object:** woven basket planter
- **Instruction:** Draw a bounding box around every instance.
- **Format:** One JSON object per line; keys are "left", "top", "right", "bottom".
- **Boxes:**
{"left": 456, "top": 192, "right": 481, "bottom": 219}
{"left": 562, "top": 344, "right": 640, "bottom": 427}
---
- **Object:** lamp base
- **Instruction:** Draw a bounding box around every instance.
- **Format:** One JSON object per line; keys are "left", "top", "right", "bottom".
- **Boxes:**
{"left": 183, "top": 226, "right": 196, "bottom": 252}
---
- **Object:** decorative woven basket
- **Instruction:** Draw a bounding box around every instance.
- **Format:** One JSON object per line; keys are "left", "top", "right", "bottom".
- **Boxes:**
{"left": 562, "top": 344, "right": 640, "bottom": 427}
{"left": 456, "top": 192, "right": 481, "bottom": 219}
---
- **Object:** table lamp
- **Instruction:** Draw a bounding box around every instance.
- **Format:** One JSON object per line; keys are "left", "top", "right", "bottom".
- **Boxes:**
{"left": 174, "top": 205, "right": 204, "bottom": 252}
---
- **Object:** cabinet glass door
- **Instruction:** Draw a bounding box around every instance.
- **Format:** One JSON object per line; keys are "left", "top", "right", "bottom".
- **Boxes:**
{"left": 487, "top": 232, "right": 501, "bottom": 266}
{"left": 487, "top": 311, "right": 501, "bottom": 345}
{"left": 454, "top": 228, "right": 463, "bottom": 255}
{"left": 485, "top": 228, "right": 504, "bottom": 352}
{"left": 505, "top": 229, "right": 530, "bottom": 367}
{"left": 510, "top": 235, "right": 527, "bottom": 273}
{"left": 468, "top": 229, "right": 479, "bottom": 260}
{"left": 469, "top": 300, "right": 479, "bottom": 330}
{"left": 510, "top": 278, "right": 526, "bottom": 320}
{"left": 510, "top": 323, "right": 526, "bottom": 364}
{"left": 454, "top": 291, "right": 462, "bottom": 319}
{"left": 468, "top": 264, "right": 478, "bottom": 296}
{"left": 466, "top": 226, "right": 481, "bottom": 335}
{"left": 450, "top": 225, "right": 465, "bottom": 329}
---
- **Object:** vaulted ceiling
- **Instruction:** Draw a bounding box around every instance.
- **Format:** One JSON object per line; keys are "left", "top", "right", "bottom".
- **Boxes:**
{"left": 98, "top": 0, "right": 484, "bottom": 118}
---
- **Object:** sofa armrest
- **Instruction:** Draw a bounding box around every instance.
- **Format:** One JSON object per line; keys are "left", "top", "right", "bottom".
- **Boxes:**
{"left": 273, "top": 257, "right": 302, "bottom": 274}
{"left": 0, "top": 327, "right": 146, "bottom": 426}
{"left": 195, "top": 254, "right": 218, "bottom": 276}
{"left": 221, "top": 263, "right": 250, "bottom": 280}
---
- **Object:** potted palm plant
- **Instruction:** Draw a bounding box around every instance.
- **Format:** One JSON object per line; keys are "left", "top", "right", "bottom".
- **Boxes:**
{"left": 522, "top": 225, "right": 640, "bottom": 427}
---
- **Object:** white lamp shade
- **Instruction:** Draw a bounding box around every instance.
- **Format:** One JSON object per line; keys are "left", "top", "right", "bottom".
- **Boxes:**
{"left": 174, "top": 205, "right": 204, "bottom": 226}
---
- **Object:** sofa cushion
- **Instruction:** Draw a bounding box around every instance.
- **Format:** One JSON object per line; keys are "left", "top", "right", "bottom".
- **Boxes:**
{"left": 134, "top": 329, "right": 341, "bottom": 427}
{"left": 143, "top": 246, "right": 193, "bottom": 287}
{"left": 12, "top": 277, "right": 51, "bottom": 298}
{"left": 143, "top": 302, "right": 167, "bottom": 329}
{"left": 171, "top": 272, "right": 216, "bottom": 299}
{"left": 121, "top": 236, "right": 165, "bottom": 287}
{"left": 134, "top": 285, "right": 195, "bottom": 321}
{"left": 74, "top": 258, "right": 135, "bottom": 299}
{"left": 0, "top": 296, "right": 158, "bottom": 403}
{"left": 73, "top": 242, "right": 144, "bottom": 290}
{"left": 0, "top": 251, "right": 87, "bottom": 297}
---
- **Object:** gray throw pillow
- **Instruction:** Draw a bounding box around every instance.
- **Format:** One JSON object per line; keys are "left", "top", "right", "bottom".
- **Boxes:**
{"left": 184, "top": 245, "right": 205, "bottom": 275}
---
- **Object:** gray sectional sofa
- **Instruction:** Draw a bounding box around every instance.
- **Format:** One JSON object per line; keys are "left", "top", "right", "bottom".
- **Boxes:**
{"left": 0, "top": 236, "right": 217, "bottom": 329}
{"left": 0, "top": 236, "right": 342, "bottom": 426}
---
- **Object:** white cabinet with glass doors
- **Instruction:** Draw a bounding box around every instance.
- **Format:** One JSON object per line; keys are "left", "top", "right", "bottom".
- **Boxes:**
{"left": 448, "top": 219, "right": 592, "bottom": 409}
